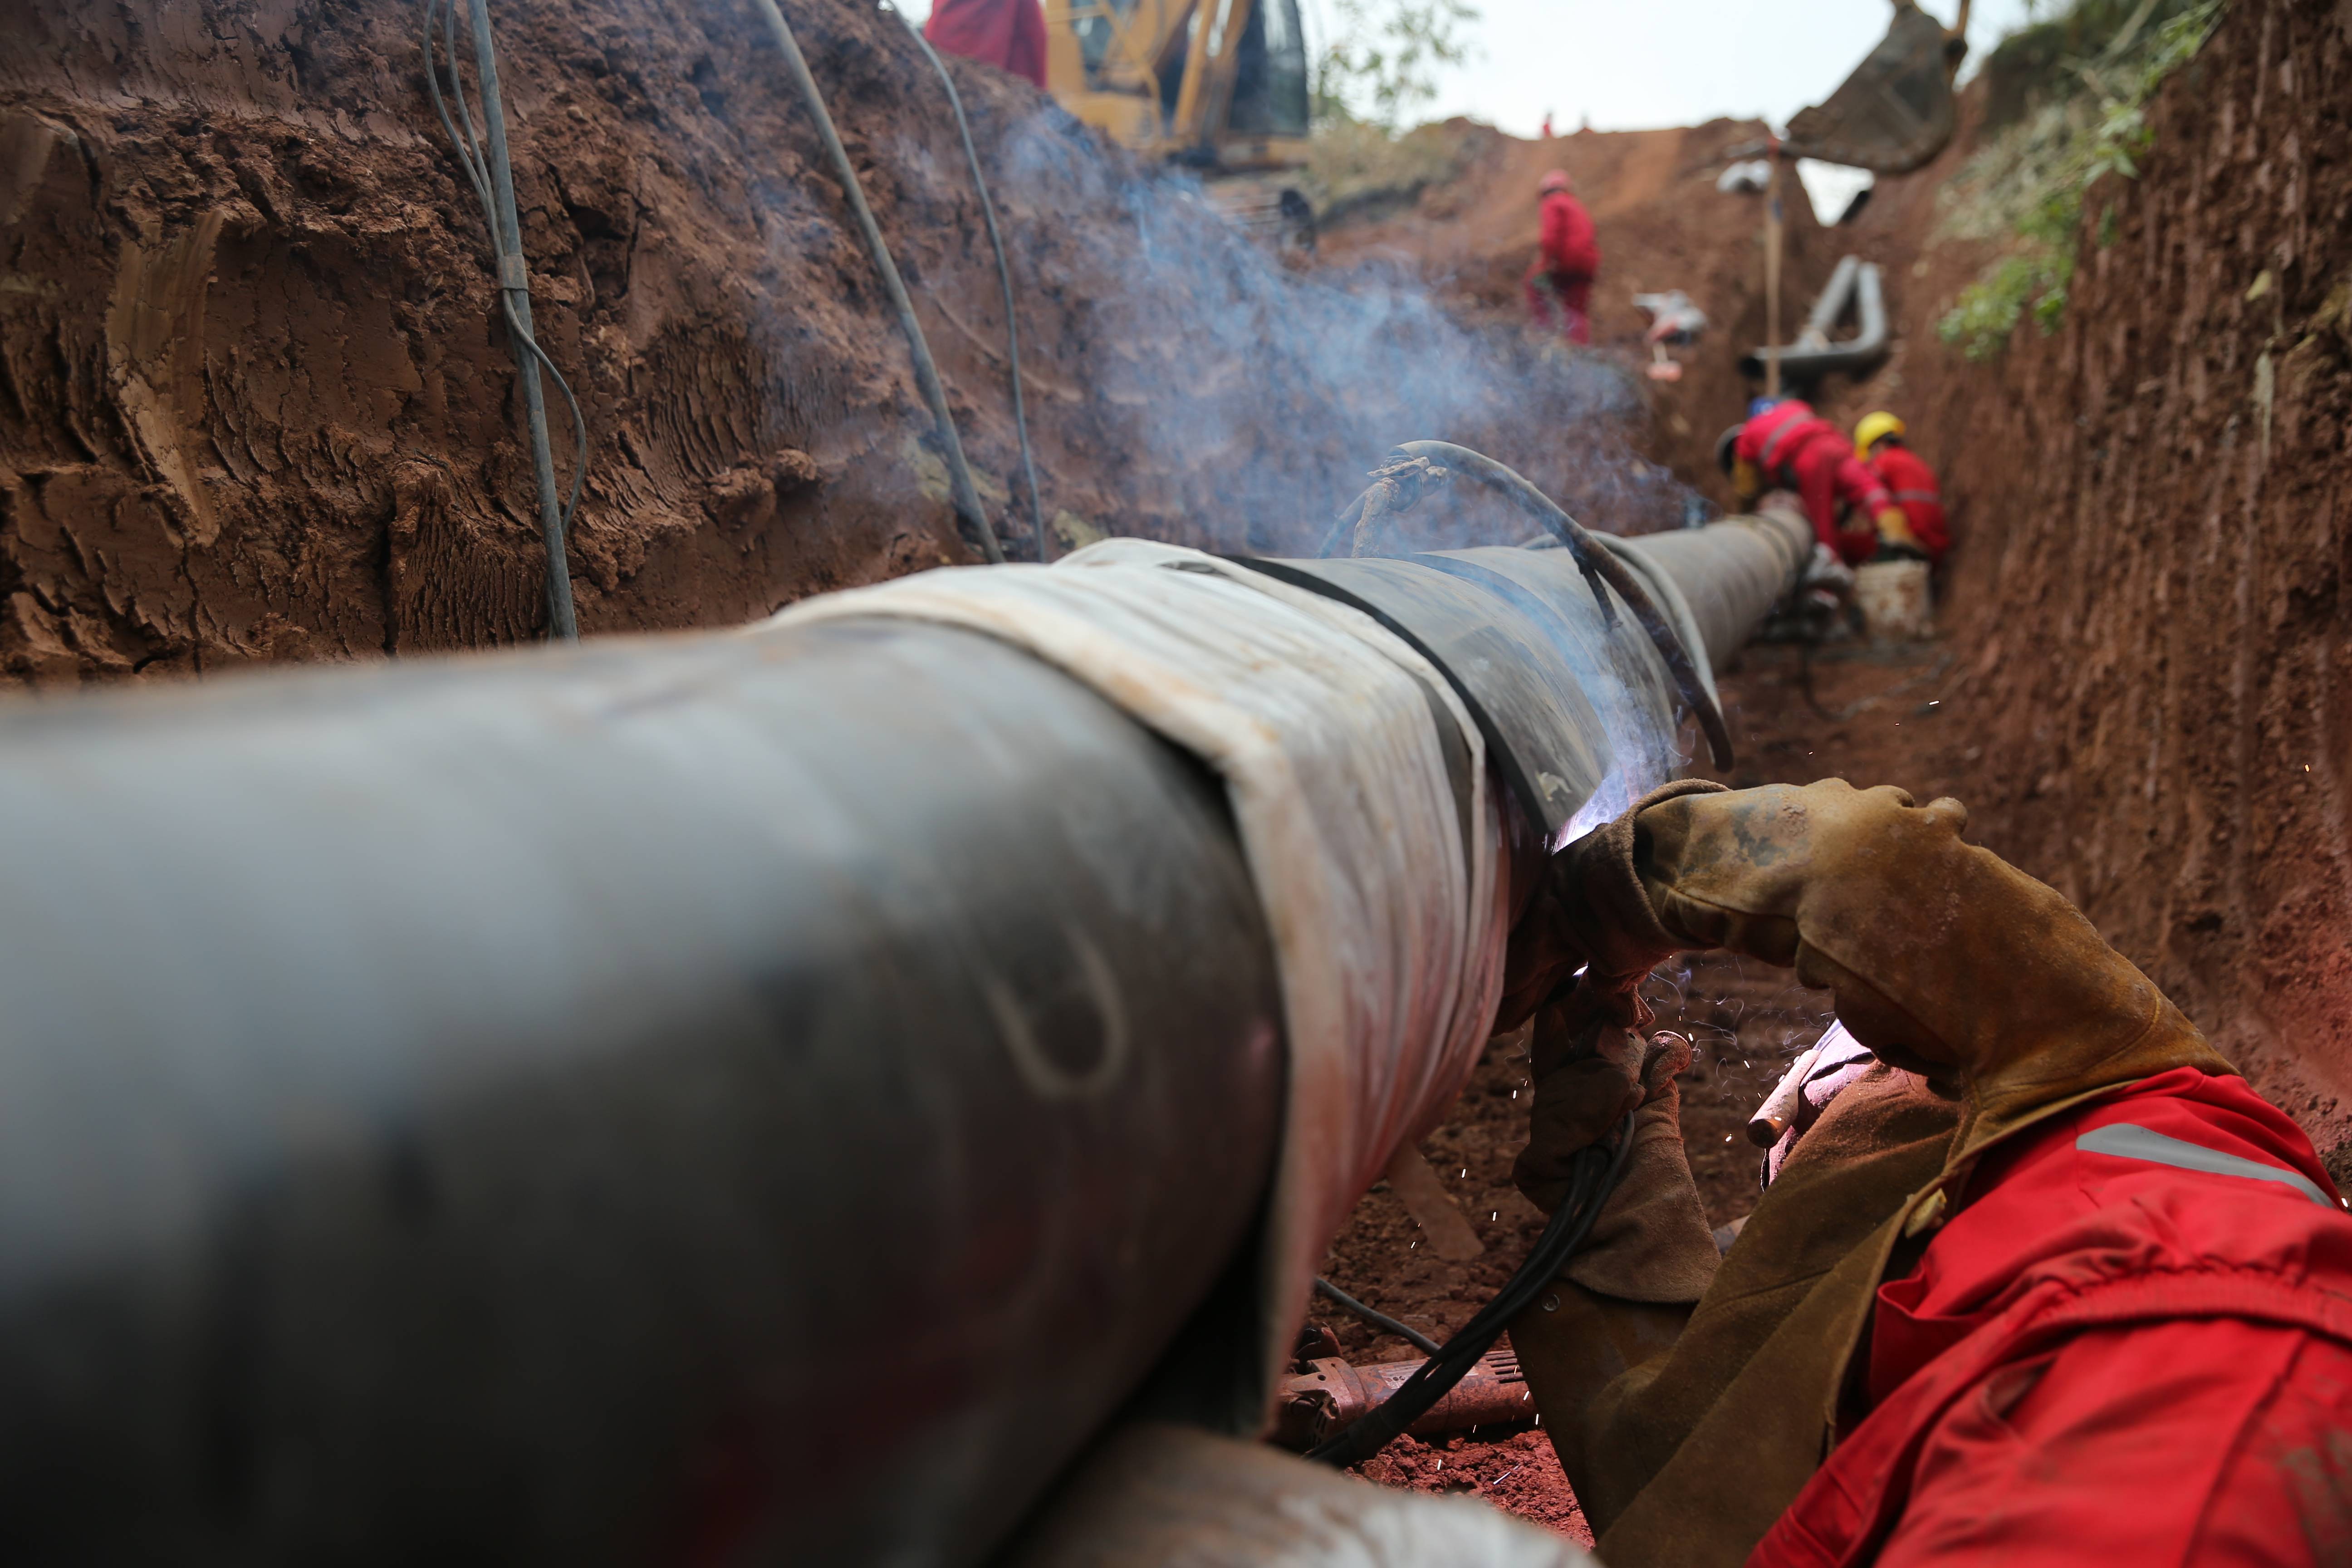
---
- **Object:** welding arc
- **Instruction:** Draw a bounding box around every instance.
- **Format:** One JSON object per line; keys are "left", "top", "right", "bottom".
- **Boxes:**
{"left": 746, "top": 0, "right": 1006, "bottom": 565}
{"left": 421, "top": 0, "right": 587, "bottom": 641}
{"left": 892, "top": 6, "right": 1050, "bottom": 561}
{"left": 1313, "top": 1277, "right": 1444, "bottom": 1357}
{"left": 1392, "top": 441, "right": 1736, "bottom": 770}
{"left": 1306, "top": 1112, "right": 1636, "bottom": 1468}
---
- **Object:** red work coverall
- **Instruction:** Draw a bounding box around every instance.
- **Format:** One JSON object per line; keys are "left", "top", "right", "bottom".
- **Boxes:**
{"left": 1735, "top": 402, "right": 1893, "bottom": 566}
{"left": 1752, "top": 1068, "right": 2352, "bottom": 1566}
{"left": 923, "top": 0, "right": 1049, "bottom": 89}
{"left": 1524, "top": 191, "right": 1599, "bottom": 345}
{"left": 1864, "top": 444, "right": 1949, "bottom": 564}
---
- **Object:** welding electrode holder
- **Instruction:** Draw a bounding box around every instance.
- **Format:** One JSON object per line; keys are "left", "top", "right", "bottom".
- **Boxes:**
{"left": 1304, "top": 1110, "right": 1635, "bottom": 1468}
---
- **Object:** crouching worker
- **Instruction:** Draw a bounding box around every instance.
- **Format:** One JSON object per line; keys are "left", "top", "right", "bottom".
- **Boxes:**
{"left": 1498, "top": 779, "right": 2352, "bottom": 1565}
{"left": 1854, "top": 411, "right": 1950, "bottom": 567}
{"left": 1719, "top": 400, "right": 1921, "bottom": 567}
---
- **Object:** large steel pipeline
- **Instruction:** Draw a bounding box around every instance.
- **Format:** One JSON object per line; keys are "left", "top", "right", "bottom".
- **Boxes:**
{"left": 0, "top": 518, "right": 1803, "bottom": 1564}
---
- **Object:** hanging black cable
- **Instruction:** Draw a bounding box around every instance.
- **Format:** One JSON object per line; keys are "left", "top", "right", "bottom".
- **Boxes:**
{"left": 745, "top": 0, "right": 1005, "bottom": 565}
{"left": 421, "top": 0, "right": 588, "bottom": 641}
{"left": 887, "top": 4, "right": 1050, "bottom": 561}
{"left": 1313, "top": 1276, "right": 1444, "bottom": 1357}
{"left": 1306, "top": 1112, "right": 1636, "bottom": 1468}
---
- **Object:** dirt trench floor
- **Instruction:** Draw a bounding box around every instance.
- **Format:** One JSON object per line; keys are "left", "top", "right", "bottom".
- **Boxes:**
{"left": 1306, "top": 638, "right": 1958, "bottom": 1538}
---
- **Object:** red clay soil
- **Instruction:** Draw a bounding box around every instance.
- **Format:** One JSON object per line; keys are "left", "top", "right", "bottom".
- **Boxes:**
{"left": 0, "top": 0, "right": 1681, "bottom": 678}
{"left": 1317, "top": 118, "right": 1854, "bottom": 514}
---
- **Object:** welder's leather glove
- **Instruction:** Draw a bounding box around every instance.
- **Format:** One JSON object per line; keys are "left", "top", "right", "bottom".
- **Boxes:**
{"left": 1730, "top": 457, "right": 1764, "bottom": 507}
{"left": 1872, "top": 506, "right": 1918, "bottom": 547}
{"left": 1512, "top": 997, "right": 1718, "bottom": 1303}
{"left": 1494, "top": 779, "right": 1728, "bottom": 1035}
{"left": 1634, "top": 779, "right": 2231, "bottom": 1145}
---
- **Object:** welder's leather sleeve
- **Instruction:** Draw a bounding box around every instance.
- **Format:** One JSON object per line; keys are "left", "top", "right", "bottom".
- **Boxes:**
{"left": 1631, "top": 780, "right": 2229, "bottom": 1115}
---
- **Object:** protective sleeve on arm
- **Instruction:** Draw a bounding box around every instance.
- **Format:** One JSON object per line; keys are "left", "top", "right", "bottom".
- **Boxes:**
{"left": 1628, "top": 780, "right": 2229, "bottom": 1127}
{"left": 1863, "top": 1318, "right": 2352, "bottom": 1568}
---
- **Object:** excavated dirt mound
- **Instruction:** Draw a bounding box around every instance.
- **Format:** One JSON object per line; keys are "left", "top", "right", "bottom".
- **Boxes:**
{"left": 0, "top": 0, "right": 1681, "bottom": 678}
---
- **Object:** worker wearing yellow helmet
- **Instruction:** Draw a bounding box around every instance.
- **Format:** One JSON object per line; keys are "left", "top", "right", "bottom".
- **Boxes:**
{"left": 1855, "top": 411, "right": 1950, "bottom": 564}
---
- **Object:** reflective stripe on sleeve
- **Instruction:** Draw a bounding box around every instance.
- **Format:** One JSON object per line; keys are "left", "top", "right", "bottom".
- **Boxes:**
{"left": 2076, "top": 1122, "right": 2337, "bottom": 1208}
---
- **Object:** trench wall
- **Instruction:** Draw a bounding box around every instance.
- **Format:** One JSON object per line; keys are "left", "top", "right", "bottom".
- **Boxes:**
{"left": 1885, "top": 0, "right": 2352, "bottom": 1150}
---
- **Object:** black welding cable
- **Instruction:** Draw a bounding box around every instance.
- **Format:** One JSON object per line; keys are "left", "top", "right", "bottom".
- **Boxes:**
{"left": 745, "top": 0, "right": 1006, "bottom": 565}
{"left": 421, "top": 0, "right": 588, "bottom": 639}
{"left": 888, "top": 5, "right": 1050, "bottom": 562}
{"left": 1313, "top": 1277, "right": 1444, "bottom": 1358}
{"left": 1306, "top": 1112, "right": 1636, "bottom": 1468}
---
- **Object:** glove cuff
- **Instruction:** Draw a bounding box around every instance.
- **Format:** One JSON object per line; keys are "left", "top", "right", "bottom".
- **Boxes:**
{"left": 1555, "top": 779, "right": 1729, "bottom": 995}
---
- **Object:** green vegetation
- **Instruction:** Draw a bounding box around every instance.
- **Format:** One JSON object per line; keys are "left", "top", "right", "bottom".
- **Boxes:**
{"left": 1311, "top": 0, "right": 1481, "bottom": 132}
{"left": 1935, "top": 0, "right": 2223, "bottom": 359}
{"left": 1298, "top": 117, "right": 1480, "bottom": 220}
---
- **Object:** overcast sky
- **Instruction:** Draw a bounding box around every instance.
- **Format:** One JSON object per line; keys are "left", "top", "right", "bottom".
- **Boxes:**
{"left": 890, "top": 0, "right": 2043, "bottom": 212}
{"left": 1395, "top": 0, "right": 2037, "bottom": 138}
{"left": 893, "top": 0, "right": 2041, "bottom": 134}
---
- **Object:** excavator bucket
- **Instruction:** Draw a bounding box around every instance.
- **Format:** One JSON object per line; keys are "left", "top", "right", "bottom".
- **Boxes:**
{"left": 1781, "top": 1, "right": 1965, "bottom": 173}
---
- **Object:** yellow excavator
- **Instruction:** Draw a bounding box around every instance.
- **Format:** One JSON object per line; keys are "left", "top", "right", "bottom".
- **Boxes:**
{"left": 1043, "top": 0, "right": 1312, "bottom": 173}
{"left": 1036, "top": 0, "right": 1965, "bottom": 249}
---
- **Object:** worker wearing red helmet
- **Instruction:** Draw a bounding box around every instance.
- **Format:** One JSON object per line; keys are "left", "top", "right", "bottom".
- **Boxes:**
{"left": 1720, "top": 397, "right": 1919, "bottom": 565}
{"left": 1856, "top": 410, "right": 1950, "bottom": 565}
{"left": 1524, "top": 169, "right": 1599, "bottom": 346}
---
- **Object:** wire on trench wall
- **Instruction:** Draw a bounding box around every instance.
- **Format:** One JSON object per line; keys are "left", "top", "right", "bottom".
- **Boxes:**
{"left": 746, "top": 0, "right": 1006, "bottom": 565}
{"left": 888, "top": 5, "right": 1050, "bottom": 561}
{"left": 421, "top": 0, "right": 587, "bottom": 641}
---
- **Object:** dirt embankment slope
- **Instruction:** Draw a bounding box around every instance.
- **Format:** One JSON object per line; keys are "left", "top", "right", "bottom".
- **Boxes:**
{"left": 1318, "top": 119, "right": 1852, "bottom": 510}
{"left": 1814, "top": 0, "right": 2352, "bottom": 1151}
{"left": 0, "top": 0, "right": 1669, "bottom": 679}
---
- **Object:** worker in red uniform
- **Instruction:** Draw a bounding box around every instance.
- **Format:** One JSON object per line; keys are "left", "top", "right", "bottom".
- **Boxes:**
{"left": 1494, "top": 779, "right": 2352, "bottom": 1566}
{"left": 1855, "top": 411, "right": 1950, "bottom": 566}
{"left": 1720, "top": 397, "right": 1918, "bottom": 564}
{"left": 1524, "top": 170, "right": 1598, "bottom": 346}
{"left": 922, "top": 0, "right": 1048, "bottom": 90}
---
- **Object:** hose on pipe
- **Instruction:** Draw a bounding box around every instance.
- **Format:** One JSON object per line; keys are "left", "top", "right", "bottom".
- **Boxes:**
{"left": 746, "top": 0, "right": 1006, "bottom": 564}
{"left": 888, "top": 4, "right": 1050, "bottom": 560}
{"left": 1331, "top": 441, "right": 1735, "bottom": 769}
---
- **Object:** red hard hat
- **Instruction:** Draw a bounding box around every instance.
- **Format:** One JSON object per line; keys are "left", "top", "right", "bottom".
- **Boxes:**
{"left": 1540, "top": 169, "right": 1572, "bottom": 194}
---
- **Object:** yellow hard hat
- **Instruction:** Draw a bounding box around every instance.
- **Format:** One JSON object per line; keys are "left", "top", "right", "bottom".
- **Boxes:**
{"left": 1854, "top": 411, "right": 1906, "bottom": 460}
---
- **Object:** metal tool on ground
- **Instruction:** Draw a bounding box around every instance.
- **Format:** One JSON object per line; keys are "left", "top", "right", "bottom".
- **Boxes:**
{"left": 892, "top": 3, "right": 1050, "bottom": 559}
{"left": 747, "top": 0, "right": 1005, "bottom": 564}
{"left": 421, "top": 0, "right": 587, "bottom": 640}
{"left": 1275, "top": 1345, "right": 1534, "bottom": 1450}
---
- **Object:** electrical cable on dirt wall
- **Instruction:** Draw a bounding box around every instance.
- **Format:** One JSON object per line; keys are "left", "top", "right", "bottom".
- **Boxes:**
{"left": 888, "top": 2, "right": 1051, "bottom": 560}
{"left": 421, "top": 0, "right": 589, "bottom": 641}
{"left": 745, "top": 0, "right": 1007, "bottom": 565}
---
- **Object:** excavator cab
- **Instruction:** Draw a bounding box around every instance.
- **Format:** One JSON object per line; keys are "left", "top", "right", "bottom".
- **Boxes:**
{"left": 1047, "top": 0, "right": 1312, "bottom": 172}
